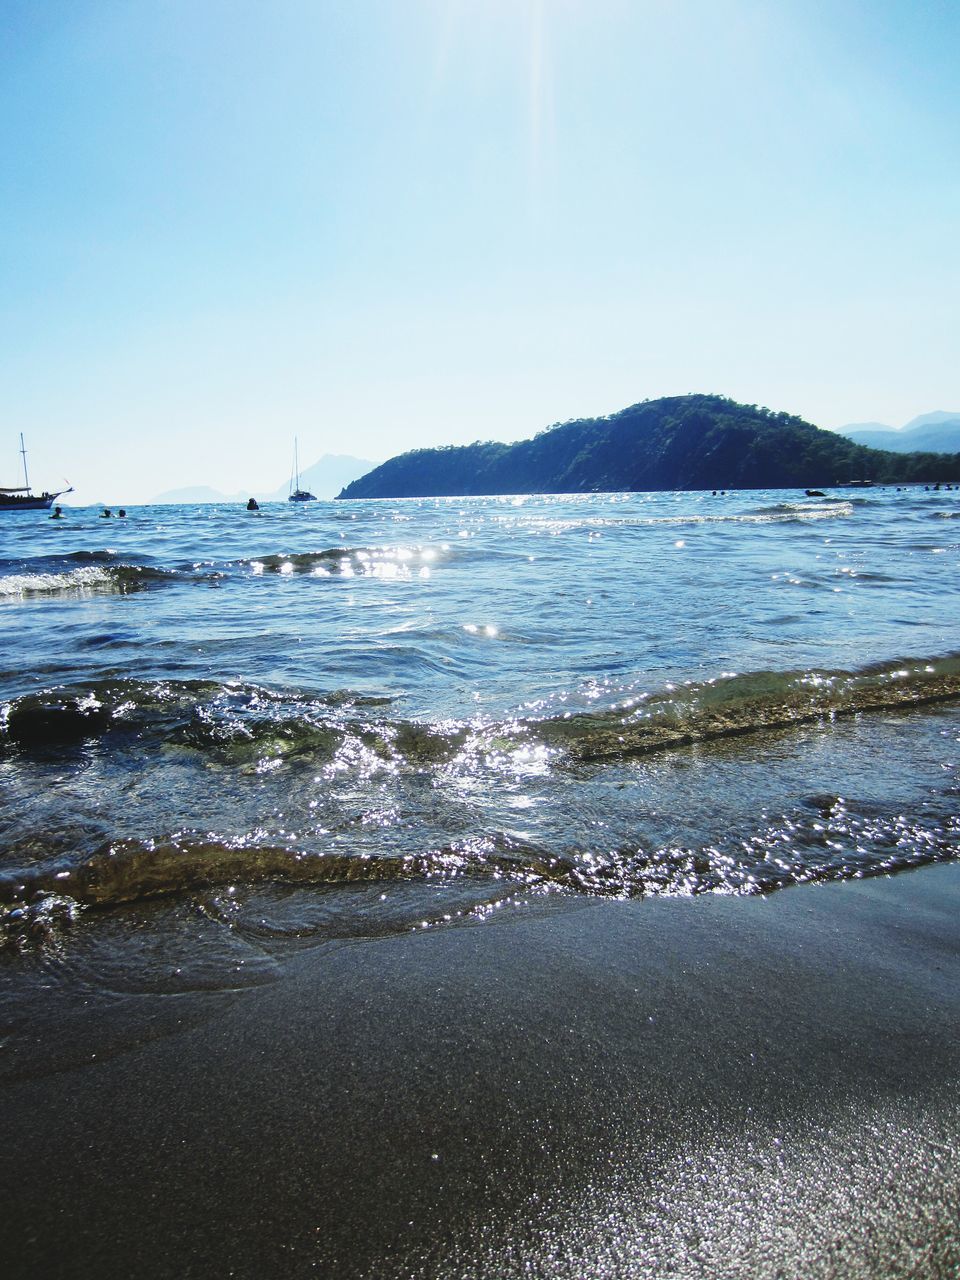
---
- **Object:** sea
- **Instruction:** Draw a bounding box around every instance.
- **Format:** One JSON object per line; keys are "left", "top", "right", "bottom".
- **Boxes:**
{"left": 1, "top": 487, "right": 959, "bottom": 1034}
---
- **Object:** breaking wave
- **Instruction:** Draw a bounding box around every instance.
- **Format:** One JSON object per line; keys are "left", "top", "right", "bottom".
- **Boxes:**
{"left": 1, "top": 652, "right": 959, "bottom": 945}
{"left": 2, "top": 795, "right": 958, "bottom": 943}
{"left": 3, "top": 655, "right": 959, "bottom": 764}
{"left": 0, "top": 561, "right": 175, "bottom": 598}
{"left": 240, "top": 545, "right": 446, "bottom": 577}
{"left": 0, "top": 544, "right": 449, "bottom": 598}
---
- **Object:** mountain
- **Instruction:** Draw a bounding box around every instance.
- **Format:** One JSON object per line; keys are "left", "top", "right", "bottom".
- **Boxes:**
{"left": 837, "top": 421, "right": 892, "bottom": 435}
{"left": 838, "top": 416, "right": 960, "bottom": 454}
{"left": 152, "top": 484, "right": 240, "bottom": 504}
{"left": 337, "top": 395, "right": 960, "bottom": 500}
{"left": 153, "top": 454, "right": 377, "bottom": 504}
{"left": 903, "top": 411, "right": 960, "bottom": 431}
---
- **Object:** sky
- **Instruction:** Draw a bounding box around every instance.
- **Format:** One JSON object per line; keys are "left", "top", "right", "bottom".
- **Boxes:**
{"left": 1, "top": 0, "right": 958, "bottom": 504}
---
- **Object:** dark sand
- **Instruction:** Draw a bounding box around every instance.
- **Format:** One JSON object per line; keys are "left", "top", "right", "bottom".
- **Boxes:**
{"left": 3, "top": 865, "right": 960, "bottom": 1278}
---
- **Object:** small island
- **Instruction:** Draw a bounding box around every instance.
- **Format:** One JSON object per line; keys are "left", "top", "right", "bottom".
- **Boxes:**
{"left": 337, "top": 394, "right": 960, "bottom": 498}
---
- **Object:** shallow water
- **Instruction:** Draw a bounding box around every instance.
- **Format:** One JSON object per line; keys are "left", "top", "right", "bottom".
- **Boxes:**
{"left": 1, "top": 487, "right": 959, "bottom": 969}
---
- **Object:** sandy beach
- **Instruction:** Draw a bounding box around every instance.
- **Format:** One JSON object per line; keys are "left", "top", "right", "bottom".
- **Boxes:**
{"left": 3, "top": 863, "right": 960, "bottom": 1279}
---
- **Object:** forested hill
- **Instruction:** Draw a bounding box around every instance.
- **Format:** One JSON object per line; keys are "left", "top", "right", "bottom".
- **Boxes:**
{"left": 337, "top": 395, "right": 960, "bottom": 498}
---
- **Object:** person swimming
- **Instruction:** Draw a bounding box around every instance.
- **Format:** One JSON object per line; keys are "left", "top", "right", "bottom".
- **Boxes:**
{"left": 51, "top": 506, "right": 63, "bottom": 519}
{"left": 246, "top": 498, "right": 260, "bottom": 511}
{"left": 101, "top": 508, "right": 112, "bottom": 518}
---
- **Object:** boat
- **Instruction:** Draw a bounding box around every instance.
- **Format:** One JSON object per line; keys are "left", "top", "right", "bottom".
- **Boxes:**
{"left": 288, "top": 438, "right": 316, "bottom": 502}
{"left": 1, "top": 435, "right": 72, "bottom": 511}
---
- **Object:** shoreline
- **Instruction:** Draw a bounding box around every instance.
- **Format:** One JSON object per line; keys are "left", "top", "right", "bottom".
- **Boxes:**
{"left": 3, "top": 864, "right": 960, "bottom": 1277}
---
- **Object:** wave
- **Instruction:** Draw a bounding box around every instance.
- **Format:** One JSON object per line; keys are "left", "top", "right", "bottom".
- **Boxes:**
{"left": 3, "top": 794, "right": 957, "bottom": 941}
{"left": 0, "top": 833, "right": 542, "bottom": 909}
{"left": 536, "top": 655, "right": 960, "bottom": 763}
{"left": 3, "top": 656, "right": 960, "bottom": 763}
{"left": 0, "top": 551, "right": 175, "bottom": 599}
{"left": 738, "top": 500, "right": 854, "bottom": 521}
{"left": 7, "top": 513, "right": 872, "bottom": 598}
{"left": 0, "top": 679, "right": 396, "bottom": 750}
{"left": 0, "top": 566, "right": 120, "bottom": 598}
{"left": 0, "top": 545, "right": 450, "bottom": 598}
{"left": 240, "top": 545, "right": 446, "bottom": 578}
{"left": 492, "top": 503, "right": 855, "bottom": 534}
{"left": 1, "top": 654, "right": 958, "bottom": 944}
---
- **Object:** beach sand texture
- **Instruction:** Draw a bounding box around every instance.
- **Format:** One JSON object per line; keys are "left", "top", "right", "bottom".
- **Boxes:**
{"left": 3, "top": 863, "right": 960, "bottom": 1279}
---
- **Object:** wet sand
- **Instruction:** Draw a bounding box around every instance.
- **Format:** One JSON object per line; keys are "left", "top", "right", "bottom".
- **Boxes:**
{"left": 3, "top": 865, "right": 960, "bottom": 1278}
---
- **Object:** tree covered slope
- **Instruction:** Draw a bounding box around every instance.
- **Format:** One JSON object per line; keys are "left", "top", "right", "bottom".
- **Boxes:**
{"left": 337, "top": 395, "right": 960, "bottom": 499}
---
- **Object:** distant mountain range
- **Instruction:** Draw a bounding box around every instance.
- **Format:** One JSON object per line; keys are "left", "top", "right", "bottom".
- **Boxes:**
{"left": 153, "top": 453, "right": 377, "bottom": 504}
{"left": 834, "top": 411, "right": 960, "bottom": 454}
{"left": 337, "top": 395, "right": 960, "bottom": 499}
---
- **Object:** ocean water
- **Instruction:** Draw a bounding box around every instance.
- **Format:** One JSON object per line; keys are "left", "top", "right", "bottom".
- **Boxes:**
{"left": 1, "top": 487, "right": 959, "bottom": 996}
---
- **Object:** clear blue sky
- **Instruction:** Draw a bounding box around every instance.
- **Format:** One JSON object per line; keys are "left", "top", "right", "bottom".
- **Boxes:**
{"left": 2, "top": 0, "right": 957, "bottom": 503}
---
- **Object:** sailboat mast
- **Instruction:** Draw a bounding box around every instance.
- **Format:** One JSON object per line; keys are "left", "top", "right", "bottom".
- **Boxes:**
{"left": 19, "top": 433, "right": 30, "bottom": 492}
{"left": 286, "top": 436, "right": 315, "bottom": 502}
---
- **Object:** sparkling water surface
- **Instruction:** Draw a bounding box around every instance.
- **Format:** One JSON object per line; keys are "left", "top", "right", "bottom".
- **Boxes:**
{"left": 2, "top": 488, "right": 958, "bottom": 711}
{"left": 1, "top": 487, "right": 958, "bottom": 972}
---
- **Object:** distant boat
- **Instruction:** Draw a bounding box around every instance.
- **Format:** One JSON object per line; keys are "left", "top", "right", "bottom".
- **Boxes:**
{"left": 0, "top": 435, "right": 72, "bottom": 511}
{"left": 288, "top": 438, "right": 316, "bottom": 502}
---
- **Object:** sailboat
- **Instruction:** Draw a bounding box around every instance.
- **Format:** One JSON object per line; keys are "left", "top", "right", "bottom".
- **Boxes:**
{"left": 288, "top": 438, "right": 316, "bottom": 502}
{"left": 1, "top": 435, "right": 73, "bottom": 511}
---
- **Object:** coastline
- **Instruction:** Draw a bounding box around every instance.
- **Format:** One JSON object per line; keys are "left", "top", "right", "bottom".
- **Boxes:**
{"left": 3, "top": 864, "right": 960, "bottom": 1278}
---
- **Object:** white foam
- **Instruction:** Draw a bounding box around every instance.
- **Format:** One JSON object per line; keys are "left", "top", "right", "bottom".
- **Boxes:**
{"left": 0, "top": 566, "right": 115, "bottom": 598}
